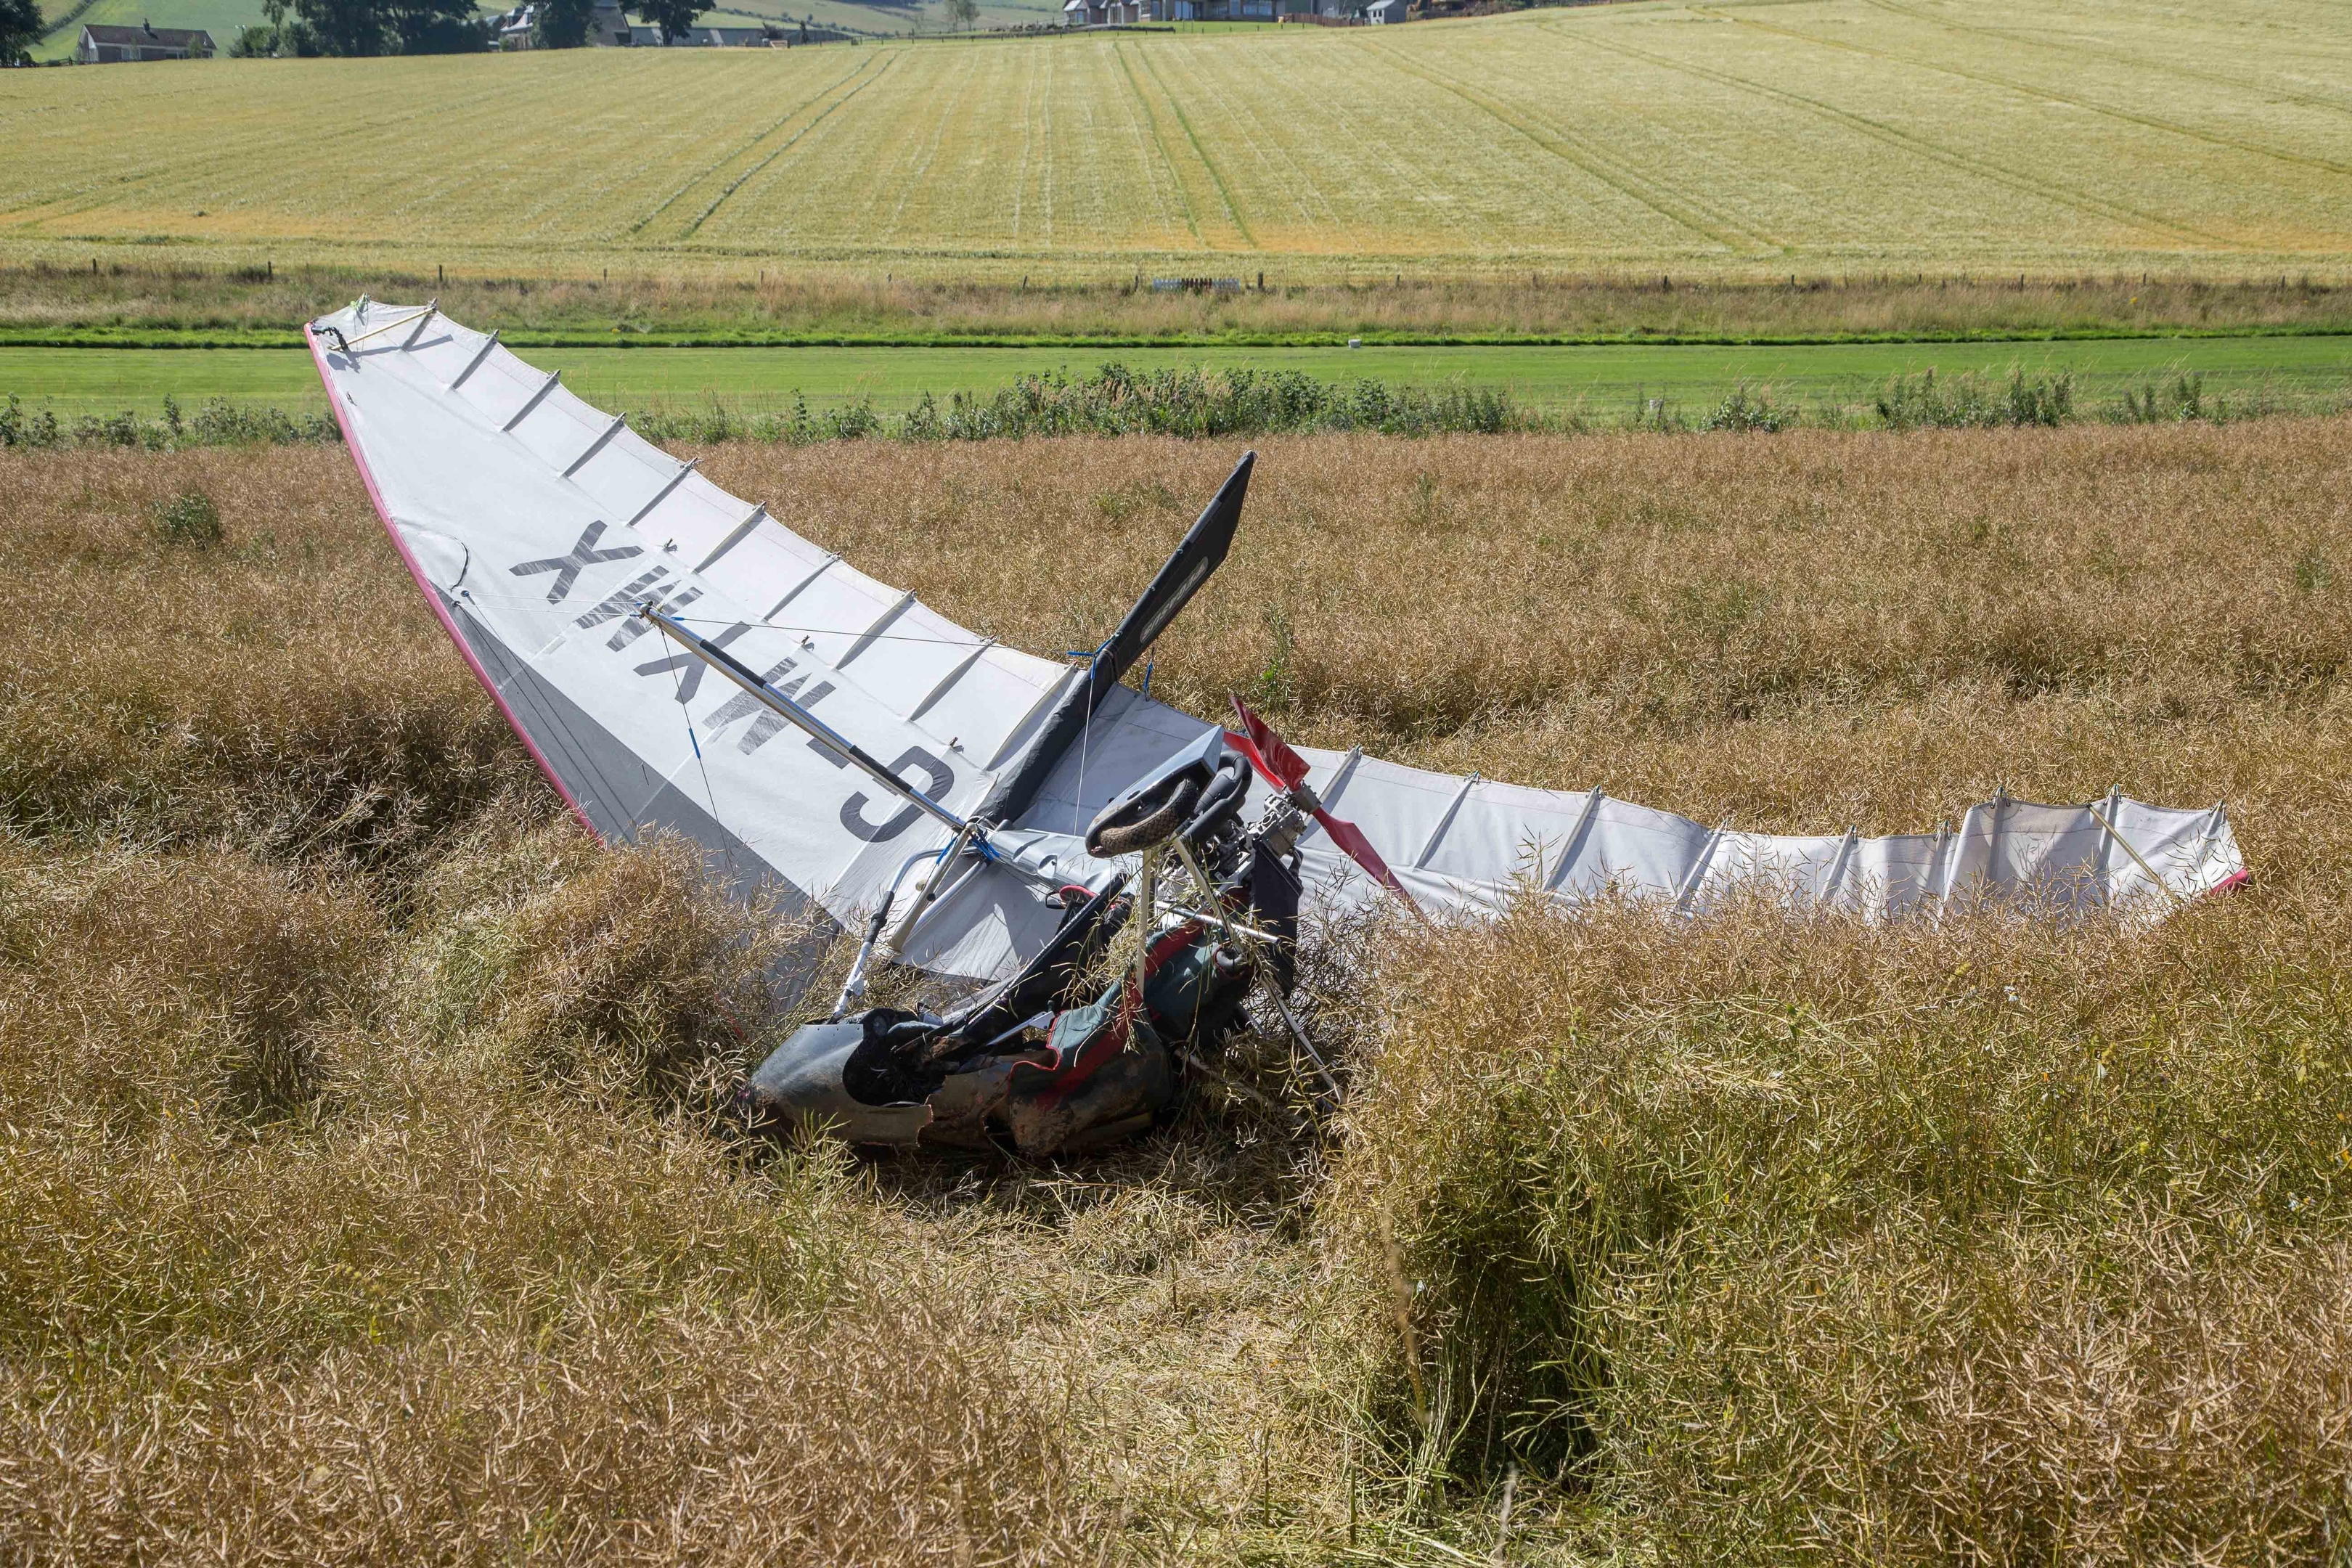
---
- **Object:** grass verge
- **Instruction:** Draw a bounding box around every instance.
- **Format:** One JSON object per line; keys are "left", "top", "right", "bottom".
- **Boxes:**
{"left": 7, "top": 267, "right": 2352, "bottom": 350}
{"left": 4, "top": 339, "right": 2347, "bottom": 446}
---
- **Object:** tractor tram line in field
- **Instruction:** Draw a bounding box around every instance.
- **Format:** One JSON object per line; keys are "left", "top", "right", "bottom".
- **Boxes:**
{"left": 1311, "top": 47, "right": 1477, "bottom": 260}
{"left": 1581, "top": 19, "right": 2229, "bottom": 251}
{"left": 1776, "top": 0, "right": 2352, "bottom": 189}
{"left": 1361, "top": 36, "right": 1771, "bottom": 257}
{"left": 875, "top": 52, "right": 976, "bottom": 242}
{"left": 1129, "top": 44, "right": 1259, "bottom": 250}
{"left": 680, "top": 55, "right": 899, "bottom": 240}
{"left": 626, "top": 55, "right": 877, "bottom": 238}
{"left": 1183, "top": 46, "right": 1349, "bottom": 250}
{"left": 1857, "top": 0, "right": 2352, "bottom": 123}
{"left": 1847, "top": 0, "right": 2352, "bottom": 180}
{"left": 9, "top": 70, "right": 545, "bottom": 232}
{"left": 8, "top": 2, "right": 2352, "bottom": 269}
{"left": 1108, "top": 44, "right": 1213, "bottom": 251}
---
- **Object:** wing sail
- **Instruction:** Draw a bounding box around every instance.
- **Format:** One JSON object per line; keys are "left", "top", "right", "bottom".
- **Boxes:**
{"left": 1269, "top": 748, "right": 2246, "bottom": 921}
{"left": 995, "top": 678, "right": 2245, "bottom": 923}
{"left": 311, "top": 300, "right": 1090, "bottom": 983}
{"left": 318, "top": 300, "right": 2247, "bottom": 995}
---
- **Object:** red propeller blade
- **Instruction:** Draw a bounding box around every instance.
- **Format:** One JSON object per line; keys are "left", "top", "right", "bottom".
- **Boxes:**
{"left": 1312, "top": 809, "right": 1422, "bottom": 912}
{"left": 1228, "top": 697, "right": 1310, "bottom": 791}
{"left": 1228, "top": 698, "right": 1425, "bottom": 918}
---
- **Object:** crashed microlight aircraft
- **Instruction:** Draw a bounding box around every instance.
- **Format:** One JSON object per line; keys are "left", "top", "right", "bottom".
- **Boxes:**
{"left": 310, "top": 299, "right": 2250, "bottom": 1156}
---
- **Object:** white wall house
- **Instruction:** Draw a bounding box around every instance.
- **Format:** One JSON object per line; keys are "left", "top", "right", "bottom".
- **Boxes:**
{"left": 495, "top": 3, "right": 783, "bottom": 46}
{"left": 78, "top": 22, "right": 214, "bottom": 60}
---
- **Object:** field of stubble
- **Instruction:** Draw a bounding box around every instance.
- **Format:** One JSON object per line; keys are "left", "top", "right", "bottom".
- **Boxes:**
{"left": 8, "top": 0, "right": 2352, "bottom": 277}
{"left": 5, "top": 420, "right": 2352, "bottom": 1564}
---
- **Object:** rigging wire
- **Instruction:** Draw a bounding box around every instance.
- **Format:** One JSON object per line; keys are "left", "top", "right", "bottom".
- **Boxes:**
{"left": 1068, "top": 633, "right": 1114, "bottom": 838}
{"left": 662, "top": 633, "right": 737, "bottom": 884}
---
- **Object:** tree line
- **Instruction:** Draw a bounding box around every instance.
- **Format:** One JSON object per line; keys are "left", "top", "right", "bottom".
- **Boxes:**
{"left": 224, "top": 0, "right": 706, "bottom": 54}
{"left": 2, "top": 0, "right": 46, "bottom": 62}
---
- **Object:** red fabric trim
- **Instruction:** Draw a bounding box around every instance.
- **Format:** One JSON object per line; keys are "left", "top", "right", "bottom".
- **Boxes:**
{"left": 306, "top": 324, "right": 600, "bottom": 841}
{"left": 2206, "top": 869, "right": 2252, "bottom": 897}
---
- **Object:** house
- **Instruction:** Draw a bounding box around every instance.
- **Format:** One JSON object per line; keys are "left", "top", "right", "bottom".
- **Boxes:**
{"left": 775, "top": 17, "right": 855, "bottom": 43}
{"left": 1264, "top": 0, "right": 1395, "bottom": 20}
{"left": 494, "top": 0, "right": 637, "bottom": 47}
{"left": 77, "top": 21, "right": 214, "bottom": 61}
{"left": 1132, "top": 0, "right": 1275, "bottom": 19}
{"left": 658, "top": 23, "right": 775, "bottom": 44}
{"left": 494, "top": 4, "right": 781, "bottom": 46}
{"left": 1062, "top": 0, "right": 1142, "bottom": 23}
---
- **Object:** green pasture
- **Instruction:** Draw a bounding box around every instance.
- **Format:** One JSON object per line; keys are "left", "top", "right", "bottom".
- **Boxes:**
{"left": 5, "top": 336, "right": 2348, "bottom": 422}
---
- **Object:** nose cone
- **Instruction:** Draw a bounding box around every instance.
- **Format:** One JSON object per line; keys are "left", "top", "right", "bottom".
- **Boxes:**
{"left": 745, "top": 1021, "right": 934, "bottom": 1146}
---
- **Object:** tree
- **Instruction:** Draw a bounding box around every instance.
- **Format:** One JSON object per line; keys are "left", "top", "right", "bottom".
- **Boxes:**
{"left": 385, "top": 0, "right": 487, "bottom": 51}
{"left": 634, "top": 0, "right": 699, "bottom": 43}
{"left": 0, "top": 0, "right": 46, "bottom": 64}
{"left": 944, "top": 0, "right": 978, "bottom": 28}
{"left": 262, "top": 0, "right": 485, "bottom": 54}
{"left": 531, "top": 0, "right": 595, "bottom": 46}
{"left": 264, "top": 0, "right": 380, "bottom": 54}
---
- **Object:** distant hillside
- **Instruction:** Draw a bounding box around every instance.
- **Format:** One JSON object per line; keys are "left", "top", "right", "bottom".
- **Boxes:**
{"left": 7, "top": 0, "right": 2351, "bottom": 277}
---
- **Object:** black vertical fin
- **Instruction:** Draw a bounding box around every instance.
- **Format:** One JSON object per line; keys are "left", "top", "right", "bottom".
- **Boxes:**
{"left": 976, "top": 450, "right": 1254, "bottom": 829}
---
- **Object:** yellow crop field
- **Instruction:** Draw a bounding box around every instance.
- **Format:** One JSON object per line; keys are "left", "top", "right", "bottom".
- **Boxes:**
{"left": 12, "top": 421, "right": 2352, "bottom": 1559}
{"left": 5, "top": 0, "right": 2352, "bottom": 279}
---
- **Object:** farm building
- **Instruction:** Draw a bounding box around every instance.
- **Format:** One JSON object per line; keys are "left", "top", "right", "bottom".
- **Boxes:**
{"left": 661, "top": 23, "right": 777, "bottom": 44}
{"left": 76, "top": 21, "right": 214, "bottom": 60}
{"left": 1069, "top": 0, "right": 1394, "bottom": 22}
{"left": 494, "top": 2, "right": 633, "bottom": 47}
{"left": 1071, "top": 0, "right": 1270, "bottom": 19}
{"left": 493, "top": 2, "right": 782, "bottom": 47}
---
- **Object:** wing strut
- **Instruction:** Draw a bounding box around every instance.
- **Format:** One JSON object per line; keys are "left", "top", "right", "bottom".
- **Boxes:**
{"left": 972, "top": 451, "right": 1255, "bottom": 830}
{"left": 640, "top": 601, "right": 966, "bottom": 835}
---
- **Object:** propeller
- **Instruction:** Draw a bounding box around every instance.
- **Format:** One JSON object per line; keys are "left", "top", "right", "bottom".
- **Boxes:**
{"left": 1226, "top": 698, "right": 1426, "bottom": 920}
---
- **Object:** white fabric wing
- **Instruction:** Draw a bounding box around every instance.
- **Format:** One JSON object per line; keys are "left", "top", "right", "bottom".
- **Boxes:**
{"left": 315, "top": 303, "right": 2248, "bottom": 995}
{"left": 313, "top": 300, "right": 1095, "bottom": 981}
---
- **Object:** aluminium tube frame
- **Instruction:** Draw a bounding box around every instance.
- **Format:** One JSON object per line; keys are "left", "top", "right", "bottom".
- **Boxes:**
{"left": 640, "top": 601, "right": 968, "bottom": 836}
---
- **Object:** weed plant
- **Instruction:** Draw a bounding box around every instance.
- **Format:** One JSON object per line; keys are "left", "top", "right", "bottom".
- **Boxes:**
{"left": 1874, "top": 369, "right": 2075, "bottom": 430}
{"left": 1698, "top": 383, "right": 1794, "bottom": 432}
{"left": 626, "top": 366, "right": 1524, "bottom": 442}
{"left": 7, "top": 270, "right": 2349, "bottom": 351}
{"left": 0, "top": 393, "right": 339, "bottom": 450}
{"left": 150, "top": 486, "right": 223, "bottom": 547}
{"left": 12, "top": 360, "right": 2328, "bottom": 462}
